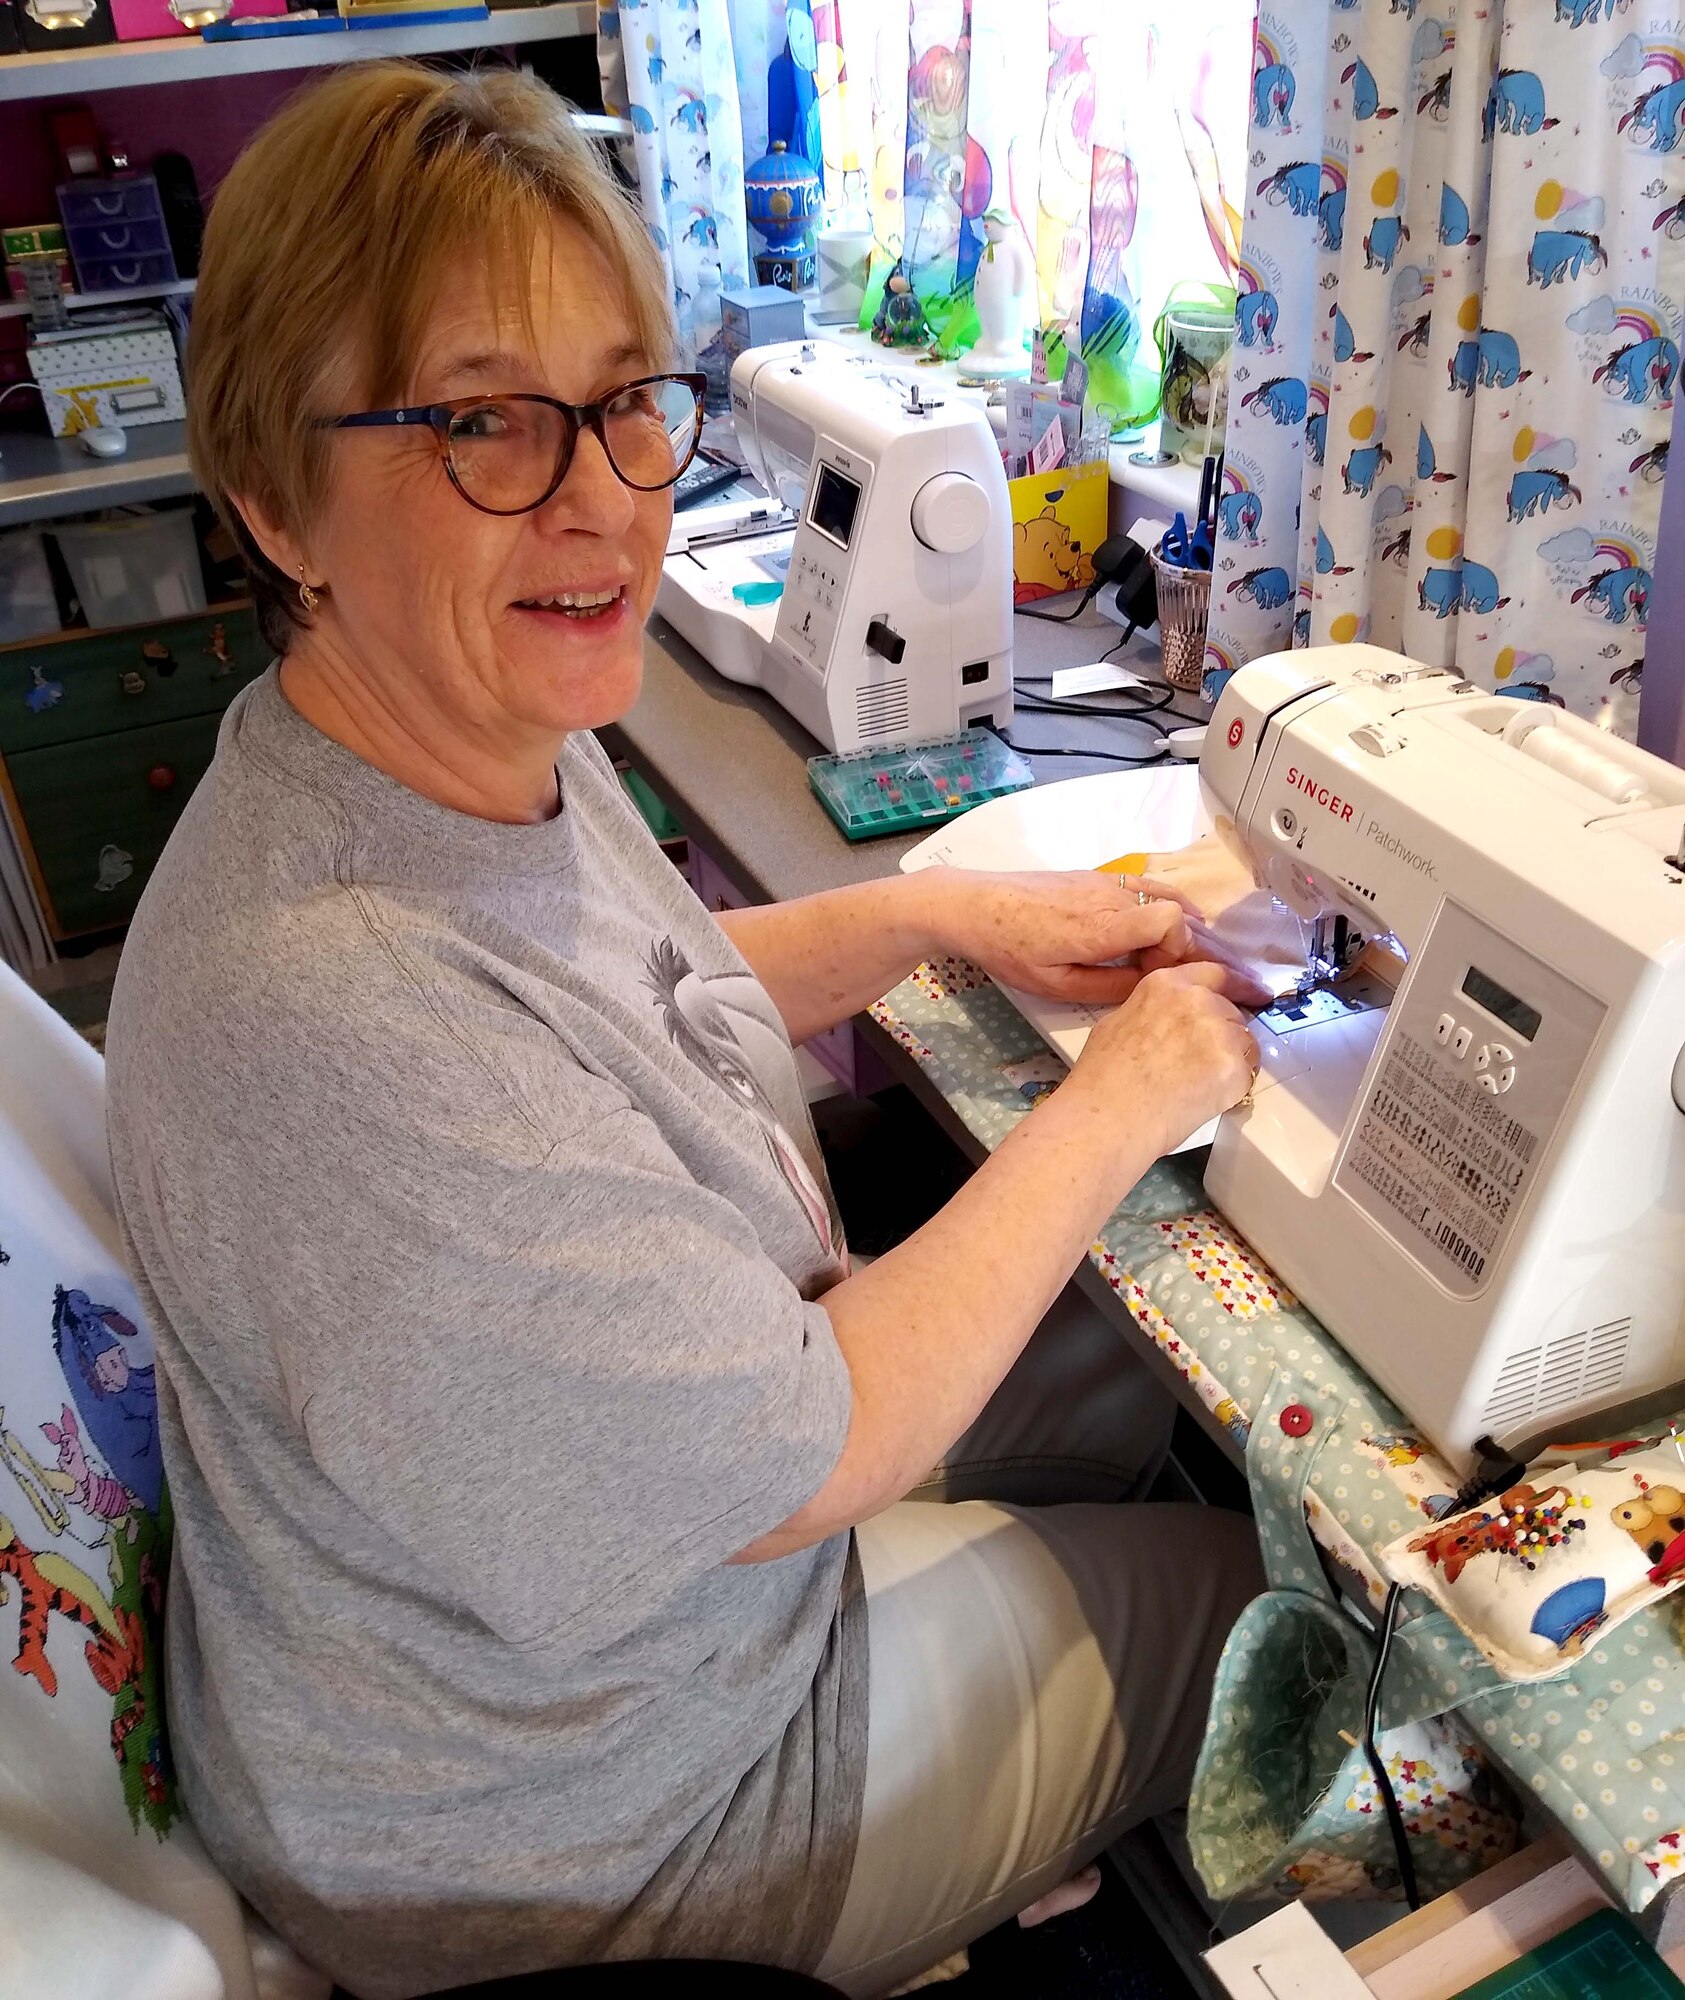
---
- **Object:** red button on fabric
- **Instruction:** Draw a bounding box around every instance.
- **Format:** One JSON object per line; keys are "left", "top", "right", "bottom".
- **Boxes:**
{"left": 1279, "top": 1403, "right": 1313, "bottom": 1438}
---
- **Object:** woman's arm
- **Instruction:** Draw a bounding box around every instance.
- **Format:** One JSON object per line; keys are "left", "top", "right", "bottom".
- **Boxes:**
{"left": 734, "top": 961, "right": 1257, "bottom": 1561}
{"left": 714, "top": 873, "right": 952, "bottom": 1047}
{"left": 717, "top": 866, "right": 1205, "bottom": 1047}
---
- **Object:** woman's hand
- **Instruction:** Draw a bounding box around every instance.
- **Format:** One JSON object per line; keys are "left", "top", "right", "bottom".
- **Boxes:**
{"left": 1128, "top": 831, "right": 1258, "bottom": 922}
{"left": 1072, "top": 960, "right": 1259, "bottom": 1156}
{"left": 927, "top": 866, "right": 1259, "bottom": 1009}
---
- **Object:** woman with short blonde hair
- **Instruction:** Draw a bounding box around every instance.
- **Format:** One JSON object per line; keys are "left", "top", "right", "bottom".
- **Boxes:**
{"left": 109, "top": 61, "right": 1261, "bottom": 2000}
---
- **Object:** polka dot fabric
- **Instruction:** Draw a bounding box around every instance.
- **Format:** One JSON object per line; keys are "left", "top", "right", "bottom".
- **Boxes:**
{"left": 871, "top": 966, "right": 1685, "bottom": 1919}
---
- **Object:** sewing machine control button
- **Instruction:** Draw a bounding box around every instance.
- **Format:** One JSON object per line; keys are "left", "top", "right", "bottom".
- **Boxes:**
{"left": 1451, "top": 1025, "right": 1473, "bottom": 1059}
{"left": 1474, "top": 1044, "right": 1491, "bottom": 1072}
{"left": 1351, "top": 722, "right": 1405, "bottom": 757}
{"left": 1279, "top": 1403, "right": 1314, "bottom": 1439}
{"left": 1477, "top": 1072, "right": 1499, "bottom": 1093}
{"left": 1434, "top": 1013, "right": 1455, "bottom": 1045}
{"left": 866, "top": 618, "right": 907, "bottom": 664}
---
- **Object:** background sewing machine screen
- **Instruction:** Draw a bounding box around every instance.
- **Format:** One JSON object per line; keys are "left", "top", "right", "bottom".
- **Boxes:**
{"left": 809, "top": 465, "right": 862, "bottom": 549}
{"left": 1461, "top": 966, "right": 1542, "bottom": 1043}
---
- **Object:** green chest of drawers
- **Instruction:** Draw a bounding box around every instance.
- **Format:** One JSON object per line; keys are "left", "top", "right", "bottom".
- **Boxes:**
{"left": 0, "top": 607, "right": 270, "bottom": 938}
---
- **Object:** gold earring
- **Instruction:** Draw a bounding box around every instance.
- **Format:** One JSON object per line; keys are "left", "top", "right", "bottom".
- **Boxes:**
{"left": 297, "top": 566, "right": 321, "bottom": 614}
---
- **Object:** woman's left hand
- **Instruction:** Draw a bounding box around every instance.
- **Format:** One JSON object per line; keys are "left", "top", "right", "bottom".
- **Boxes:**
{"left": 927, "top": 867, "right": 1240, "bottom": 1008}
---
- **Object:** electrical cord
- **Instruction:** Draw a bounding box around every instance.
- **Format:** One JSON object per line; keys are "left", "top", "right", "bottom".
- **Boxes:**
{"left": 1013, "top": 692, "right": 1210, "bottom": 735}
{"left": 1361, "top": 1436, "right": 1528, "bottom": 1912}
{"left": 1451, "top": 1435, "right": 1529, "bottom": 1514}
{"left": 1013, "top": 668, "right": 1209, "bottom": 730}
{"left": 1015, "top": 595, "right": 1104, "bottom": 624}
{"left": 1362, "top": 1583, "right": 1420, "bottom": 1911}
{"left": 1002, "top": 686, "right": 1179, "bottom": 764}
{"left": 996, "top": 736, "right": 1166, "bottom": 765}
{"left": 1014, "top": 695, "right": 1175, "bottom": 726}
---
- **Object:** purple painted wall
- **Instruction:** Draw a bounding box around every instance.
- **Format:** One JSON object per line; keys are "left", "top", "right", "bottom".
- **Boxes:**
{"left": 1, "top": 74, "right": 303, "bottom": 229}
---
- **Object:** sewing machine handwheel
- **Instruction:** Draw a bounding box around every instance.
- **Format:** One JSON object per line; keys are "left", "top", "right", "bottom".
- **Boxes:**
{"left": 911, "top": 472, "right": 989, "bottom": 555}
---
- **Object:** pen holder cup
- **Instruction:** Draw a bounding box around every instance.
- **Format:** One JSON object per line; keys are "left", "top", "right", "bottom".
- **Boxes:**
{"left": 1148, "top": 551, "right": 1213, "bottom": 693}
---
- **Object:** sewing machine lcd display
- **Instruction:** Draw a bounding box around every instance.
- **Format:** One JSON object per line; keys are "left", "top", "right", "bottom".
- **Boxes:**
{"left": 1462, "top": 965, "right": 1542, "bottom": 1043}
{"left": 776, "top": 447, "right": 872, "bottom": 687}
{"left": 809, "top": 464, "right": 862, "bottom": 546}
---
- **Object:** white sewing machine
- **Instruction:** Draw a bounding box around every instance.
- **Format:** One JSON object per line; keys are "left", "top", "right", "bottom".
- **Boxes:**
{"left": 1202, "top": 645, "right": 1685, "bottom": 1466}
{"left": 656, "top": 342, "right": 1013, "bottom": 754}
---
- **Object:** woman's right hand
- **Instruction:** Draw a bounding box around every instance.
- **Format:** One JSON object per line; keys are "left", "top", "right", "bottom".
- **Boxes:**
{"left": 1073, "top": 960, "right": 1259, "bottom": 1157}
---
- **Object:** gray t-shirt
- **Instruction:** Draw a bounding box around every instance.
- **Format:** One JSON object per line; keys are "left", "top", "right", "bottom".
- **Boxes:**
{"left": 105, "top": 669, "right": 866, "bottom": 1999}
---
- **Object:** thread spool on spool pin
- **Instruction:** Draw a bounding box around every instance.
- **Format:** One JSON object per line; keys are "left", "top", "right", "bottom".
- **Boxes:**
{"left": 1500, "top": 709, "right": 1657, "bottom": 807}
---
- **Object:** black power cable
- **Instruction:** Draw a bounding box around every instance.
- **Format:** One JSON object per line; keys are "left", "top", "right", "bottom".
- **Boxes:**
{"left": 1016, "top": 594, "right": 1104, "bottom": 624}
{"left": 1361, "top": 1436, "right": 1528, "bottom": 1912}
{"left": 1361, "top": 1583, "right": 1420, "bottom": 1911}
{"left": 997, "top": 736, "right": 1166, "bottom": 766}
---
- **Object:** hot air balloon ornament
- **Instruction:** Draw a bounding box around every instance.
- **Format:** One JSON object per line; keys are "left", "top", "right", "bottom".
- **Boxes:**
{"left": 745, "top": 140, "right": 823, "bottom": 292}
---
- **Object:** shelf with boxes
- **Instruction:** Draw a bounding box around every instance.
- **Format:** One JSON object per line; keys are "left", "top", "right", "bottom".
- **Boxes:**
{"left": 0, "top": 1, "right": 595, "bottom": 97}
{"left": 0, "top": 0, "right": 612, "bottom": 963}
{"left": 0, "top": 277, "right": 194, "bottom": 323}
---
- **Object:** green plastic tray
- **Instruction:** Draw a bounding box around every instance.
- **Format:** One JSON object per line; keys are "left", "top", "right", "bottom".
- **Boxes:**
{"left": 808, "top": 731, "right": 1033, "bottom": 841}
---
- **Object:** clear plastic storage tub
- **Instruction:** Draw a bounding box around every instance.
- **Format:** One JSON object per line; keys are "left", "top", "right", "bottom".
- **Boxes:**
{"left": 0, "top": 529, "right": 62, "bottom": 645}
{"left": 54, "top": 508, "right": 207, "bottom": 629}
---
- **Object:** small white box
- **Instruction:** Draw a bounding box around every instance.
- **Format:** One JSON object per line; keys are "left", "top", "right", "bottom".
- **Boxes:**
{"left": 1204, "top": 1904, "right": 1373, "bottom": 1998}
{"left": 27, "top": 311, "right": 184, "bottom": 438}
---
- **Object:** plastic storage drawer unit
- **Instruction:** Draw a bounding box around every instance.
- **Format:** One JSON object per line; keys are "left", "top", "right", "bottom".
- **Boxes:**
{"left": 58, "top": 177, "right": 177, "bottom": 294}
{"left": 70, "top": 253, "right": 179, "bottom": 294}
{"left": 57, "top": 176, "right": 166, "bottom": 230}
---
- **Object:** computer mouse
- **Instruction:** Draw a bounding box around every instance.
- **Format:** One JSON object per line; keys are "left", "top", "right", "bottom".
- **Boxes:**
{"left": 1167, "top": 726, "right": 1208, "bottom": 760}
{"left": 79, "top": 425, "right": 129, "bottom": 459}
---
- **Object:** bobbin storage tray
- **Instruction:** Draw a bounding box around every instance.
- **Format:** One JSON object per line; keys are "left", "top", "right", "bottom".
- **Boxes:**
{"left": 807, "top": 731, "right": 1033, "bottom": 840}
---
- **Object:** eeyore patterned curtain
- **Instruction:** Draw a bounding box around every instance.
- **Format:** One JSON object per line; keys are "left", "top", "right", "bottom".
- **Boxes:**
{"left": 597, "top": 0, "right": 754, "bottom": 365}
{"left": 1206, "top": 1, "right": 1685, "bottom": 736}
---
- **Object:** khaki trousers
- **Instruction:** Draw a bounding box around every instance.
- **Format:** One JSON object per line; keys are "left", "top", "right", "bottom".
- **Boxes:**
{"left": 816, "top": 1284, "right": 1262, "bottom": 1998}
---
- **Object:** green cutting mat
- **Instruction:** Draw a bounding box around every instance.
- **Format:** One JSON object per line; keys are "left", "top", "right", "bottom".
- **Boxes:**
{"left": 1451, "top": 1910, "right": 1685, "bottom": 2000}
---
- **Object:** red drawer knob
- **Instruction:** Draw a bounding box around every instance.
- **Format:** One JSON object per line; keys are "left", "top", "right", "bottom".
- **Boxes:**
{"left": 148, "top": 765, "right": 178, "bottom": 792}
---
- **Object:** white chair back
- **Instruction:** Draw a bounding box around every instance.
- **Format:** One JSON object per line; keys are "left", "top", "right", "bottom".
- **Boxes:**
{"left": 0, "top": 961, "right": 327, "bottom": 2000}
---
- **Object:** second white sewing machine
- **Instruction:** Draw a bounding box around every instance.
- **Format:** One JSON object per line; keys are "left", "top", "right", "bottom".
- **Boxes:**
{"left": 1202, "top": 646, "right": 1685, "bottom": 1466}
{"left": 656, "top": 341, "right": 1014, "bottom": 754}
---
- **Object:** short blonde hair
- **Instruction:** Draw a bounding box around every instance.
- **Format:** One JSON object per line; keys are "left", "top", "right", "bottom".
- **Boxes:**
{"left": 188, "top": 61, "right": 674, "bottom": 648}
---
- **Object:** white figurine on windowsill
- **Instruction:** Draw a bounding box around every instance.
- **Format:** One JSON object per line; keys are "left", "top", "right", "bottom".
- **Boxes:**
{"left": 970, "top": 209, "right": 1033, "bottom": 376}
